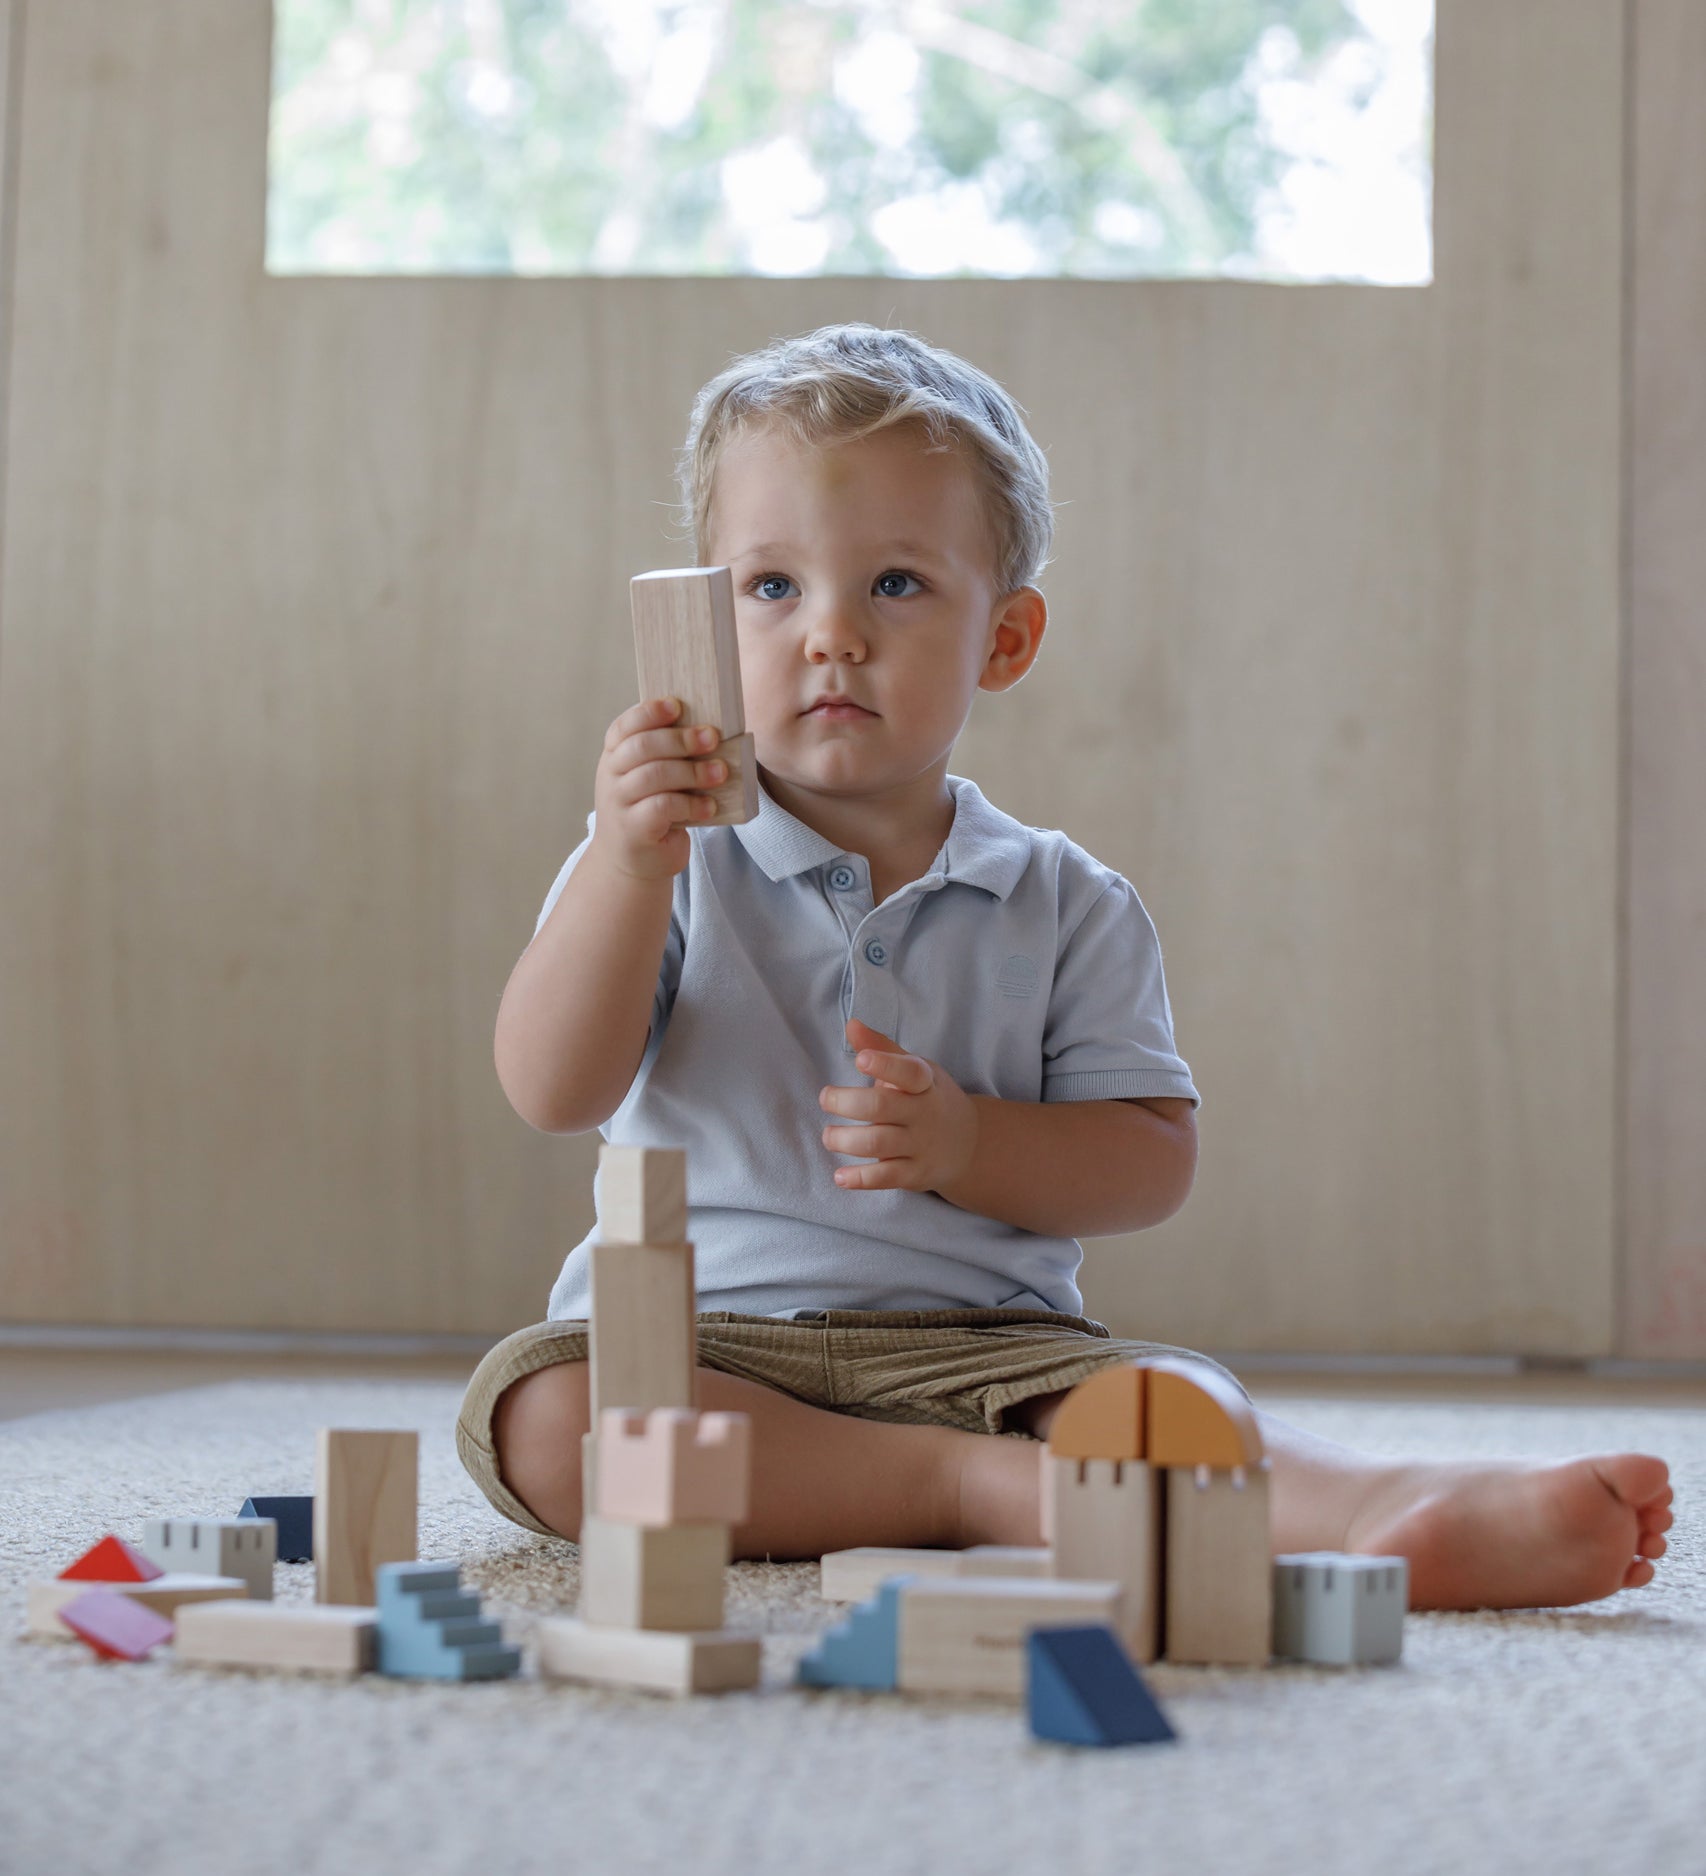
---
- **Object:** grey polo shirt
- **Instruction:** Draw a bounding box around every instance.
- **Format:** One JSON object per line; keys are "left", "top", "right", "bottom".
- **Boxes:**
{"left": 532, "top": 774, "right": 1200, "bottom": 1321}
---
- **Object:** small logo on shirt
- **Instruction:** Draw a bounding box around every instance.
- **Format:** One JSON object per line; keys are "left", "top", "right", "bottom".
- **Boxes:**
{"left": 997, "top": 954, "right": 1039, "bottom": 999}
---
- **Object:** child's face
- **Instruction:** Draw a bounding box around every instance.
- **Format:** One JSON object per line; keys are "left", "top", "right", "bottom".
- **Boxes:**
{"left": 706, "top": 421, "right": 1043, "bottom": 809}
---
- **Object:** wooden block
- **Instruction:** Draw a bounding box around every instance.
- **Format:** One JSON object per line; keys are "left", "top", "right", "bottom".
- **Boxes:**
{"left": 588, "top": 1240, "right": 697, "bottom": 1424}
{"left": 896, "top": 1576, "right": 1125, "bottom": 1700}
{"left": 597, "top": 1408, "right": 751, "bottom": 1527}
{"left": 1163, "top": 1461, "right": 1273, "bottom": 1666}
{"left": 598, "top": 1144, "right": 689, "bottom": 1245}
{"left": 702, "top": 731, "right": 758, "bottom": 824}
{"left": 819, "top": 1546, "right": 970, "bottom": 1603}
{"left": 143, "top": 1517, "right": 275, "bottom": 1599}
{"left": 959, "top": 1546, "right": 1052, "bottom": 1579}
{"left": 26, "top": 1574, "right": 249, "bottom": 1639}
{"left": 1046, "top": 1363, "right": 1147, "bottom": 1462}
{"left": 1145, "top": 1360, "right": 1265, "bottom": 1469}
{"left": 536, "top": 1616, "right": 760, "bottom": 1695}
{"left": 1047, "top": 1456, "right": 1162, "bottom": 1663}
{"left": 577, "top": 1513, "right": 728, "bottom": 1632}
{"left": 313, "top": 1429, "right": 418, "bottom": 1607}
{"left": 174, "top": 1599, "right": 376, "bottom": 1674}
{"left": 631, "top": 564, "right": 746, "bottom": 738}
{"left": 581, "top": 1428, "right": 599, "bottom": 1530}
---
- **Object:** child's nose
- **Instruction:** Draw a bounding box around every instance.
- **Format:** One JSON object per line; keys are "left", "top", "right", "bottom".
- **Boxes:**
{"left": 802, "top": 603, "right": 869, "bottom": 662}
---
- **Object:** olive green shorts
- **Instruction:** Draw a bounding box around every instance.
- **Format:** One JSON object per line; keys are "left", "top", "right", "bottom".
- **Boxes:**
{"left": 455, "top": 1306, "right": 1252, "bottom": 1540}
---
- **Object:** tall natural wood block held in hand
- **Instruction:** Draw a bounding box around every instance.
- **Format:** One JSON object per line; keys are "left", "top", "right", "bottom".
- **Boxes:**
{"left": 630, "top": 566, "right": 757, "bottom": 826}
{"left": 313, "top": 1429, "right": 418, "bottom": 1607}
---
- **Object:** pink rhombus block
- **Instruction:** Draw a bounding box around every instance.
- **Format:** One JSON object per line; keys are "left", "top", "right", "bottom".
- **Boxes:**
{"left": 596, "top": 1407, "right": 751, "bottom": 1527}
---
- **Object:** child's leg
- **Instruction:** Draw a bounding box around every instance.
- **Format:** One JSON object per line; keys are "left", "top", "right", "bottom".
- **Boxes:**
{"left": 495, "top": 1365, "right": 1673, "bottom": 1610}
{"left": 493, "top": 1359, "right": 1008, "bottom": 1560}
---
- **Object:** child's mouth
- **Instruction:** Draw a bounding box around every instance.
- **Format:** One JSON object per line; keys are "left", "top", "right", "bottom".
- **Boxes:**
{"left": 806, "top": 699, "right": 876, "bottom": 719}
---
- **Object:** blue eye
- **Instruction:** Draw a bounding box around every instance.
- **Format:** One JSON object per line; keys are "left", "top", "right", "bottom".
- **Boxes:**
{"left": 752, "top": 574, "right": 795, "bottom": 601}
{"left": 876, "top": 570, "right": 923, "bottom": 597}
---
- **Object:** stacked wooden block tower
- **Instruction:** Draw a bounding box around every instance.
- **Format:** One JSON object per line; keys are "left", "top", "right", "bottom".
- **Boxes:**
{"left": 535, "top": 1144, "right": 762, "bottom": 1695}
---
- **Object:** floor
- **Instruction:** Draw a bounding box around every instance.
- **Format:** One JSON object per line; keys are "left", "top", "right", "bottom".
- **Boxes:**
{"left": 3, "top": 1346, "right": 1702, "bottom": 1420}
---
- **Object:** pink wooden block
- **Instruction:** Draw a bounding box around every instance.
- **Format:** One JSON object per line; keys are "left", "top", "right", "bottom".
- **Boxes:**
{"left": 58, "top": 1588, "right": 175, "bottom": 1660}
{"left": 596, "top": 1407, "right": 751, "bottom": 1526}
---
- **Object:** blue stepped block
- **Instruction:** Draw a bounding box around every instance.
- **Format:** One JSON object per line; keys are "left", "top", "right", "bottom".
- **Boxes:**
{"left": 797, "top": 1576, "right": 909, "bottom": 1690}
{"left": 376, "top": 1561, "right": 521, "bottom": 1681}
{"left": 1027, "top": 1626, "right": 1177, "bottom": 1748}
{"left": 239, "top": 1496, "right": 313, "bottom": 1563}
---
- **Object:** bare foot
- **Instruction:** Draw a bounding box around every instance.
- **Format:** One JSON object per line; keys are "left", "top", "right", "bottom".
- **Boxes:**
{"left": 1343, "top": 1452, "right": 1674, "bottom": 1611}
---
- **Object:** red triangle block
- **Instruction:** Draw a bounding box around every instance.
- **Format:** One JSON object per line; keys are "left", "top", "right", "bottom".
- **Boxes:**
{"left": 58, "top": 1589, "right": 175, "bottom": 1661}
{"left": 58, "top": 1534, "right": 163, "bottom": 1583}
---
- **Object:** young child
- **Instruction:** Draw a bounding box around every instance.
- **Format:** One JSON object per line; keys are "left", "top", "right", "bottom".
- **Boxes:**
{"left": 461, "top": 322, "right": 1670, "bottom": 1611}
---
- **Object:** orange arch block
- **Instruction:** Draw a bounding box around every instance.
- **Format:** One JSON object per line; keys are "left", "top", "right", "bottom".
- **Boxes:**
{"left": 1145, "top": 1360, "right": 1265, "bottom": 1468}
{"left": 1046, "top": 1363, "right": 1146, "bottom": 1461}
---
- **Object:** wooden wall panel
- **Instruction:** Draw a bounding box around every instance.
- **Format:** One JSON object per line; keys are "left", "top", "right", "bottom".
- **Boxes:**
{"left": 1623, "top": 0, "right": 1706, "bottom": 1358}
{"left": 0, "top": 0, "right": 1624, "bottom": 1350}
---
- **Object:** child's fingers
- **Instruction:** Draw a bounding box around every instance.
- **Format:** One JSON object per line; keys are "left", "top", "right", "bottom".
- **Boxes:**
{"left": 615, "top": 755, "right": 728, "bottom": 803}
{"left": 853, "top": 1049, "right": 932, "bottom": 1094}
{"left": 606, "top": 697, "right": 685, "bottom": 749}
{"left": 818, "top": 1084, "right": 899, "bottom": 1122}
{"left": 832, "top": 1156, "right": 920, "bottom": 1192}
{"left": 634, "top": 791, "right": 719, "bottom": 837}
{"left": 608, "top": 722, "right": 721, "bottom": 774}
{"left": 821, "top": 1122, "right": 909, "bottom": 1160}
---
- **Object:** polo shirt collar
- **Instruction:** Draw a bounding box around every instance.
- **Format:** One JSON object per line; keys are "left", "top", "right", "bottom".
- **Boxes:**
{"left": 734, "top": 774, "right": 1031, "bottom": 902}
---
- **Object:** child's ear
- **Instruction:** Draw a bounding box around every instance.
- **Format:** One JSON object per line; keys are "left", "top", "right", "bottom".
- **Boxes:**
{"left": 979, "top": 585, "right": 1047, "bottom": 694}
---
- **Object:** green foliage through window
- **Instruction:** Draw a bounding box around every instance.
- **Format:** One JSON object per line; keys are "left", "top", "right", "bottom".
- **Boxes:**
{"left": 268, "top": 0, "right": 1432, "bottom": 282}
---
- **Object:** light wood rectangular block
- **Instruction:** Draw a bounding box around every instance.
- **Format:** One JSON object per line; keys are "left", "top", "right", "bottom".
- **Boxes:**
{"left": 597, "top": 1407, "right": 750, "bottom": 1527}
{"left": 1164, "top": 1462, "right": 1273, "bottom": 1666}
{"left": 958, "top": 1546, "right": 1052, "bottom": 1579}
{"left": 631, "top": 567, "right": 753, "bottom": 827}
{"left": 598, "top": 1144, "right": 688, "bottom": 1245}
{"left": 1047, "top": 1455, "right": 1162, "bottom": 1663}
{"left": 588, "top": 1239, "right": 696, "bottom": 1424}
{"left": 26, "top": 1574, "right": 248, "bottom": 1638}
{"left": 631, "top": 565, "right": 746, "bottom": 735}
{"left": 313, "top": 1428, "right": 418, "bottom": 1607}
{"left": 536, "top": 1616, "right": 760, "bottom": 1695}
{"left": 577, "top": 1513, "right": 728, "bottom": 1632}
{"left": 897, "top": 1576, "right": 1124, "bottom": 1699}
{"left": 174, "top": 1599, "right": 375, "bottom": 1674}
{"left": 819, "top": 1546, "right": 970, "bottom": 1603}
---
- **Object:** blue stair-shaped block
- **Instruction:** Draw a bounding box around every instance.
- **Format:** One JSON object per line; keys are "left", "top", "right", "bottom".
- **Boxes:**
{"left": 797, "top": 1576, "right": 909, "bottom": 1690}
{"left": 376, "top": 1562, "right": 521, "bottom": 1681}
{"left": 1027, "top": 1625, "right": 1177, "bottom": 1748}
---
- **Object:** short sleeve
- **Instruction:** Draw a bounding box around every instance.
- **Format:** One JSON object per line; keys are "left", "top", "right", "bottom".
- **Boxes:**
{"left": 1041, "top": 879, "right": 1200, "bottom": 1106}
{"left": 530, "top": 811, "right": 687, "bottom": 1043}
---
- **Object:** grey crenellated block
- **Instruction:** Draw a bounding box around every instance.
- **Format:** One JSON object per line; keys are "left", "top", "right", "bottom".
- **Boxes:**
{"left": 1272, "top": 1552, "right": 1406, "bottom": 1665}
{"left": 142, "top": 1517, "right": 276, "bottom": 1600}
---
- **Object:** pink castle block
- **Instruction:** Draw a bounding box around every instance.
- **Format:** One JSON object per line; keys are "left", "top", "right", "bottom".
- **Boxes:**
{"left": 596, "top": 1407, "right": 751, "bottom": 1528}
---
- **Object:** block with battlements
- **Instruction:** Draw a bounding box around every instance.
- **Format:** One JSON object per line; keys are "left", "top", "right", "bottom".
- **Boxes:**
{"left": 596, "top": 1407, "right": 750, "bottom": 1528}
{"left": 1047, "top": 1453, "right": 1162, "bottom": 1664}
{"left": 1164, "top": 1460, "right": 1273, "bottom": 1666}
{"left": 1272, "top": 1552, "right": 1407, "bottom": 1666}
{"left": 143, "top": 1517, "right": 275, "bottom": 1600}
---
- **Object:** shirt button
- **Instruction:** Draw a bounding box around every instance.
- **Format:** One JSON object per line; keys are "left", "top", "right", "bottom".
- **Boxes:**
{"left": 864, "top": 939, "right": 889, "bottom": 967}
{"left": 828, "top": 865, "right": 857, "bottom": 891}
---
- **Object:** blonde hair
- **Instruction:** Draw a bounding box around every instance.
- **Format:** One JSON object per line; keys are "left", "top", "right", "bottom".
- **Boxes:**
{"left": 676, "top": 323, "right": 1054, "bottom": 595}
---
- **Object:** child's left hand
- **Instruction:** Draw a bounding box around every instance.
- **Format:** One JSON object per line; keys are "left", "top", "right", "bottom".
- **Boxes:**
{"left": 819, "top": 1018, "right": 979, "bottom": 1194}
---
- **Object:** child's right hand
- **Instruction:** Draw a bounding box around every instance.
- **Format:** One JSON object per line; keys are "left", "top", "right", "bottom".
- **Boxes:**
{"left": 591, "top": 697, "right": 728, "bottom": 881}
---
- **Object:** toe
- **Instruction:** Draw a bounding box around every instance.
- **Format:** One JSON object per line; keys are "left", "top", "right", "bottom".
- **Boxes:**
{"left": 1623, "top": 1559, "right": 1656, "bottom": 1589}
{"left": 1637, "top": 1530, "right": 1668, "bottom": 1560}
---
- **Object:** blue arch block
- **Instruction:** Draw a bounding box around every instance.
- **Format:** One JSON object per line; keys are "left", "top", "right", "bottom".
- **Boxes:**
{"left": 1027, "top": 1626, "right": 1177, "bottom": 1748}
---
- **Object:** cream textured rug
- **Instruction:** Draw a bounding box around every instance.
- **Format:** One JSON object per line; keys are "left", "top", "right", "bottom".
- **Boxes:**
{"left": 2, "top": 1379, "right": 1703, "bottom": 1876}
